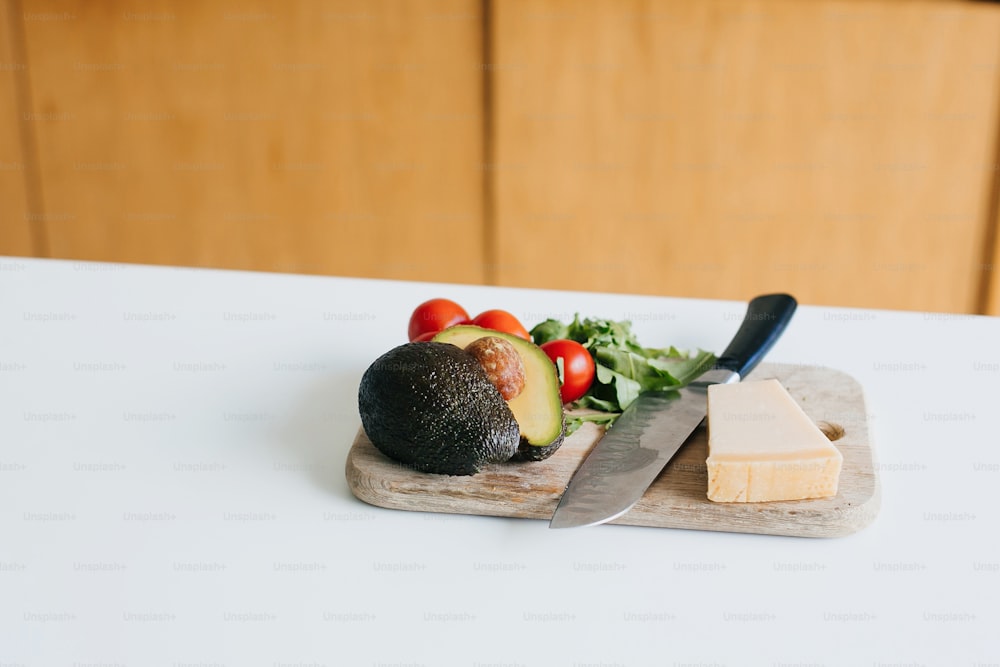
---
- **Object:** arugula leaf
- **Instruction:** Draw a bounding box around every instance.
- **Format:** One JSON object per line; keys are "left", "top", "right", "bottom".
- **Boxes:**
{"left": 594, "top": 361, "right": 642, "bottom": 409}
{"left": 648, "top": 350, "right": 716, "bottom": 386}
{"left": 594, "top": 347, "right": 680, "bottom": 393}
{"left": 565, "top": 411, "right": 620, "bottom": 436}
{"left": 530, "top": 318, "right": 568, "bottom": 346}
{"left": 575, "top": 395, "right": 619, "bottom": 412}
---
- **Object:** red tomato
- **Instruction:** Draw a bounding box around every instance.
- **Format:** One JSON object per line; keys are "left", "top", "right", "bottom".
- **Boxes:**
{"left": 412, "top": 331, "right": 438, "bottom": 342}
{"left": 408, "top": 299, "right": 470, "bottom": 341}
{"left": 540, "top": 339, "right": 596, "bottom": 404}
{"left": 471, "top": 309, "right": 530, "bottom": 340}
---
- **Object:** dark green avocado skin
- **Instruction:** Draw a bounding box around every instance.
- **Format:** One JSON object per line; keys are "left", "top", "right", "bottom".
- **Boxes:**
{"left": 510, "top": 416, "right": 566, "bottom": 462}
{"left": 358, "top": 342, "right": 520, "bottom": 475}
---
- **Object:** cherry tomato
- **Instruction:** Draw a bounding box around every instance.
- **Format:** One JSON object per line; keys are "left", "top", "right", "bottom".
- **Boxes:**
{"left": 540, "top": 339, "right": 596, "bottom": 404}
{"left": 471, "top": 309, "right": 531, "bottom": 340}
{"left": 408, "top": 299, "right": 470, "bottom": 341}
{"left": 412, "top": 331, "right": 438, "bottom": 342}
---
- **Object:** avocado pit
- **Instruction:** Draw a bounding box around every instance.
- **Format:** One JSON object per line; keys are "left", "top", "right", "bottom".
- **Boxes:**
{"left": 464, "top": 336, "right": 525, "bottom": 400}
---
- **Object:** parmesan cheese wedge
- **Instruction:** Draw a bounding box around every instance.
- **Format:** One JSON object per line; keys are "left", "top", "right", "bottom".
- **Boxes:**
{"left": 706, "top": 379, "right": 843, "bottom": 503}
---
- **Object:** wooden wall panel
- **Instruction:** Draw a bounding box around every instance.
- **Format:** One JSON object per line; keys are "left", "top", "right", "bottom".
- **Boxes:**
{"left": 985, "top": 203, "right": 1000, "bottom": 315}
{"left": 20, "top": 0, "right": 485, "bottom": 282}
{"left": 491, "top": 0, "right": 1000, "bottom": 313}
{"left": 987, "top": 271, "right": 1000, "bottom": 316}
{"left": 0, "top": 1, "right": 35, "bottom": 257}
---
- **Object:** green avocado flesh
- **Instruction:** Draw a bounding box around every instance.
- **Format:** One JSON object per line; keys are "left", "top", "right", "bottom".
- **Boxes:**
{"left": 433, "top": 325, "right": 565, "bottom": 449}
{"left": 358, "top": 342, "right": 520, "bottom": 475}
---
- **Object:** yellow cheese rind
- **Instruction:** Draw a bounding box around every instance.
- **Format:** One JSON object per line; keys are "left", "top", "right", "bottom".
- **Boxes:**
{"left": 706, "top": 379, "right": 843, "bottom": 503}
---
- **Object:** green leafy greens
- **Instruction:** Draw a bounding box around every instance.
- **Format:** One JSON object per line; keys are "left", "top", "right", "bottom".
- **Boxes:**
{"left": 530, "top": 315, "right": 716, "bottom": 434}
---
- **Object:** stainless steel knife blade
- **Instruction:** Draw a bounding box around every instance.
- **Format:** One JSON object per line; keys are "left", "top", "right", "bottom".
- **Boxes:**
{"left": 549, "top": 293, "right": 797, "bottom": 529}
{"left": 549, "top": 369, "right": 738, "bottom": 529}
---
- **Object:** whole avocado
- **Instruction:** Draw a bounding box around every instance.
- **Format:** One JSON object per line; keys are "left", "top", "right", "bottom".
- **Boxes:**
{"left": 358, "top": 342, "right": 520, "bottom": 475}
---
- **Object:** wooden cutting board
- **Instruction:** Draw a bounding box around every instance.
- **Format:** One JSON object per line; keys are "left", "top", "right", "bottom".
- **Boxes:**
{"left": 345, "top": 363, "right": 880, "bottom": 537}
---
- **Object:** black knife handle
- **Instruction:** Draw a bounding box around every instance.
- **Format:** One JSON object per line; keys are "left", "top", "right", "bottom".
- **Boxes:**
{"left": 714, "top": 293, "right": 797, "bottom": 378}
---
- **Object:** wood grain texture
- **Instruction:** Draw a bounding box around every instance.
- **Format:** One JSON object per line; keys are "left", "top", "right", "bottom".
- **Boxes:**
{"left": 346, "top": 363, "right": 880, "bottom": 538}
{"left": 986, "top": 244, "right": 1000, "bottom": 316}
{"left": 985, "top": 169, "right": 1000, "bottom": 315}
{"left": 490, "top": 0, "right": 1000, "bottom": 313}
{"left": 0, "top": 0, "right": 35, "bottom": 257}
{"left": 19, "top": 0, "right": 485, "bottom": 281}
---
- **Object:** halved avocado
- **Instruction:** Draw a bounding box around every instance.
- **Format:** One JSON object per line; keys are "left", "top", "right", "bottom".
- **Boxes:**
{"left": 433, "top": 325, "right": 565, "bottom": 458}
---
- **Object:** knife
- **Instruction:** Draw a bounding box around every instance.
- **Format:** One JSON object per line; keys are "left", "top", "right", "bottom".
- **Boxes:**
{"left": 549, "top": 293, "right": 798, "bottom": 529}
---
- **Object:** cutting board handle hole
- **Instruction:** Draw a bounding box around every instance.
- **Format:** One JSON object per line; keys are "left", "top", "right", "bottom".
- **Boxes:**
{"left": 818, "top": 421, "right": 845, "bottom": 442}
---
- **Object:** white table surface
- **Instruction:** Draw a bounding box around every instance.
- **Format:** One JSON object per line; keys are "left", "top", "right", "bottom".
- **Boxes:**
{"left": 1, "top": 256, "right": 997, "bottom": 666}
